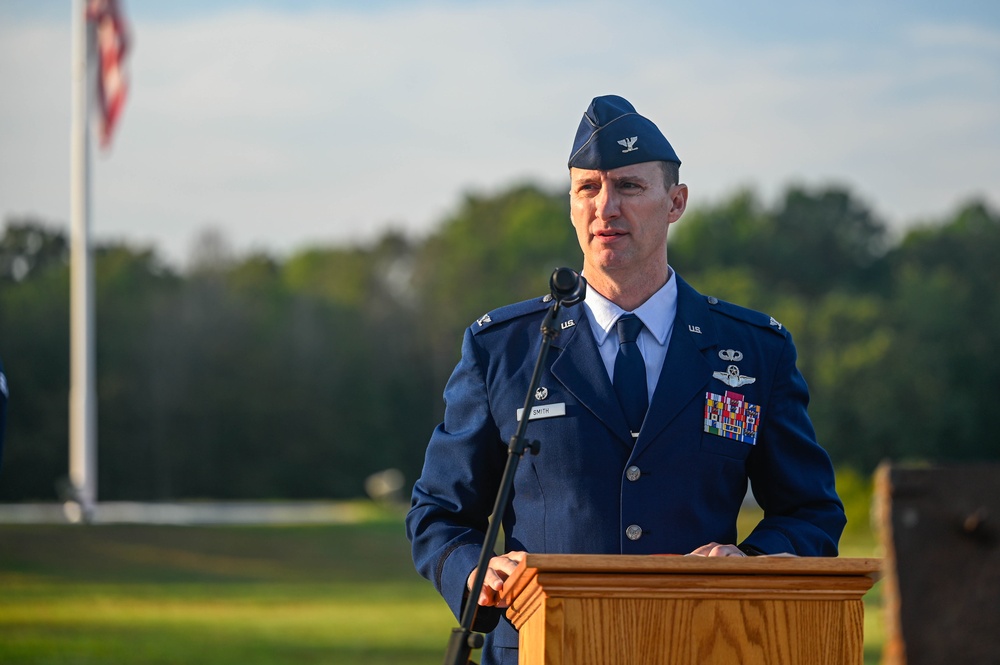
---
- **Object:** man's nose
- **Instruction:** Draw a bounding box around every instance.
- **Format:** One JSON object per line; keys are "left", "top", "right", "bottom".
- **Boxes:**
{"left": 595, "top": 185, "right": 620, "bottom": 220}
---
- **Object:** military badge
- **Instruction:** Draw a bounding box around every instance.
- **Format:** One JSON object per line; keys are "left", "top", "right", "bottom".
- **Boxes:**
{"left": 704, "top": 391, "right": 760, "bottom": 445}
{"left": 713, "top": 364, "right": 756, "bottom": 388}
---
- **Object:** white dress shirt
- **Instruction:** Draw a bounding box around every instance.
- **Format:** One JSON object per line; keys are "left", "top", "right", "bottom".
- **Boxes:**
{"left": 582, "top": 269, "right": 678, "bottom": 403}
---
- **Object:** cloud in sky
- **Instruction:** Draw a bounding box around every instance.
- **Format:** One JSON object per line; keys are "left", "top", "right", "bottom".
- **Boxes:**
{"left": 1, "top": 0, "right": 998, "bottom": 266}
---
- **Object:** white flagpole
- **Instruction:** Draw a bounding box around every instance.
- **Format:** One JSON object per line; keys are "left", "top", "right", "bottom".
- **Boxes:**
{"left": 69, "top": 0, "right": 97, "bottom": 524}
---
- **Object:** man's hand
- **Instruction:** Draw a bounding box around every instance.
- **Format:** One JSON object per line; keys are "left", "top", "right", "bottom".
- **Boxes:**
{"left": 688, "top": 542, "right": 747, "bottom": 557}
{"left": 467, "top": 551, "right": 527, "bottom": 608}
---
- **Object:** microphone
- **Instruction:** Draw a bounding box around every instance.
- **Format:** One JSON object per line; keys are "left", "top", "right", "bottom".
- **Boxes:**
{"left": 444, "top": 267, "right": 581, "bottom": 665}
{"left": 549, "top": 267, "right": 586, "bottom": 306}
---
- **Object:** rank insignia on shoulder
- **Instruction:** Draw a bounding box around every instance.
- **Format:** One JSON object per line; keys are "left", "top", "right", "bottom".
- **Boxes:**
{"left": 476, "top": 313, "right": 492, "bottom": 327}
{"left": 713, "top": 364, "right": 756, "bottom": 388}
{"left": 704, "top": 391, "right": 760, "bottom": 445}
{"left": 769, "top": 316, "right": 782, "bottom": 330}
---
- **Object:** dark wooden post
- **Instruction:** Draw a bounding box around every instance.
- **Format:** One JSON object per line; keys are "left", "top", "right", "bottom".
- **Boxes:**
{"left": 875, "top": 462, "right": 1000, "bottom": 665}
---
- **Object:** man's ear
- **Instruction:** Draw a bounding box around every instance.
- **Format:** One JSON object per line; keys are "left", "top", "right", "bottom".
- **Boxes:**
{"left": 668, "top": 183, "right": 689, "bottom": 224}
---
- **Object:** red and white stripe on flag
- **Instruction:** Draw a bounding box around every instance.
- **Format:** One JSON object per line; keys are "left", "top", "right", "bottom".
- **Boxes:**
{"left": 86, "top": 0, "right": 130, "bottom": 147}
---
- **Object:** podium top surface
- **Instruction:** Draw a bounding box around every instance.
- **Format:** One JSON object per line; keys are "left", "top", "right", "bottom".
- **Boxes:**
{"left": 512, "top": 553, "right": 880, "bottom": 575}
{"left": 504, "top": 554, "right": 881, "bottom": 599}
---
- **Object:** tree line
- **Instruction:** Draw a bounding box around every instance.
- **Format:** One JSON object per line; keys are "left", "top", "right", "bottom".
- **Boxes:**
{"left": 0, "top": 183, "right": 997, "bottom": 501}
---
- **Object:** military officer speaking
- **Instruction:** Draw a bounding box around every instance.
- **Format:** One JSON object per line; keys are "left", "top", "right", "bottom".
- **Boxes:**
{"left": 406, "top": 95, "right": 846, "bottom": 665}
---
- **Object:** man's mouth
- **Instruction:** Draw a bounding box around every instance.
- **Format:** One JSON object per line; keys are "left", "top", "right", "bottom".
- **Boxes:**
{"left": 594, "top": 228, "right": 627, "bottom": 241}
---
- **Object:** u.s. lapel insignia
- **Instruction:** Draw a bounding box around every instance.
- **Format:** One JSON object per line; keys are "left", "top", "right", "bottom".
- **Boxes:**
{"left": 713, "top": 364, "right": 756, "bottom": 388}
{"left": 689, "top": 324, "right": 702, "bottom": 334}
{"left": 535, "top": 387, "right": 549, "bottom": 401}
{"left": 560, "top": 319, "right": 575, "bottom": 330}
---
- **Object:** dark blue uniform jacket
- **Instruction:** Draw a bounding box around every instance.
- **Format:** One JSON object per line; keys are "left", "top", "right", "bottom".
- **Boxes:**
{"left": 406, "top": 275, "right": 845, "bottom": 657}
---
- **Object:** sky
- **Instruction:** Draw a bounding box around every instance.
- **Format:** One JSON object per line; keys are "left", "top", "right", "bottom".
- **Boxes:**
{"left": 1, "top": 0, "right": 998, "bottom": 269}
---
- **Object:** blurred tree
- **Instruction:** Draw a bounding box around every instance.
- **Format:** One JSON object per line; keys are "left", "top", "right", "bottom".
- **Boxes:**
{"left": 767, "top": 187, "right": 889, "bottom": 297}
{"left": 873, "top": 200, "right": 1000, "bottom": 464}
{"left": 1, "top": 192, "right": 997, "bottom": 501}
{"left": 92, "top": 243, "right": 179, "bottom": 500}
{"left": 802, "top": 199, "right": 1000, "bottom": 470}
{"left": 670, "top": 189, "right": 769, "bottom": 280}
{"left": 0, "top": 220, "right": 72, "bottom": 499}
{"left": 0, "top": 219, "right": 69, "bottom": 283}
{"left": 672, "top": 186, "right": 889, "bottom": 299}
{"left": 412, "top": 184, "right": 579, "bottom": 379}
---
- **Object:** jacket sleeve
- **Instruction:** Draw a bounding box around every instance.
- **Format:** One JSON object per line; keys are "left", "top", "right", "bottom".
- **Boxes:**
{"left": 405, "top": 327, "right": 508, "bottom": 632}
{"left": 740, "top": 333, "right": 846, "bottom": 556}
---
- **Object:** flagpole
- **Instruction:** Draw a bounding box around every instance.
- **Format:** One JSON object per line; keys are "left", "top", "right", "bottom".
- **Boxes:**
{"left": 69, "top": 0, "right": 97, "bottom": 524}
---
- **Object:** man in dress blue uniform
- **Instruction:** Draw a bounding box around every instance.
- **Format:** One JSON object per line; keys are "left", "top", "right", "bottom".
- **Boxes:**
{"left": 406, "top": 95, "right": 846, "bottom": 665}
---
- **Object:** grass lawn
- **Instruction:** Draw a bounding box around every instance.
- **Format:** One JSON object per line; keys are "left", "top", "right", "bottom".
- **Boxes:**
{"left": 0, "top": 503, "right": 883, "bottom": 664}
{"left": 0, "top": 514, "right": 456, "bottom": 665}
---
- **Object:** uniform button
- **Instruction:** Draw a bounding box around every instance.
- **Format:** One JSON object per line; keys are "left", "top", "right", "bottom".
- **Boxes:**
{"left": 708, "top": 296, "right": 719, "bottom": 305}
{"left": 626, "top": 524, "right": 643, "bottom": 541}
{"left": 625, "top": 466, "right": 641, "bottom": 482}
{"left": 542, "top": 294, "right": 553, "bottom": 303}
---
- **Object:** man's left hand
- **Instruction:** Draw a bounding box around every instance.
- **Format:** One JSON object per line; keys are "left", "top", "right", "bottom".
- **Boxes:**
{"left": 687, "top": 542, "right": 746, "bottom": 557}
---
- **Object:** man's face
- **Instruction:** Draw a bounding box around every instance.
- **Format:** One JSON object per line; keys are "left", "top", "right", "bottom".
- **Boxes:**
{"left": 569, "top": 161, "right": 687, "bottom": 282}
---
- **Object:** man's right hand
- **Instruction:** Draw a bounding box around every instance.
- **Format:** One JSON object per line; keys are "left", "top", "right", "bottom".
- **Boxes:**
{"left": 467, "top": 551, "right": 527, "bottom": 608}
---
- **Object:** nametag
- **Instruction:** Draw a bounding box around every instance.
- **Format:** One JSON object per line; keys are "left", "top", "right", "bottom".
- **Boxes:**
{"left": 516, "top": 402, "right": 567, "bottom": 422}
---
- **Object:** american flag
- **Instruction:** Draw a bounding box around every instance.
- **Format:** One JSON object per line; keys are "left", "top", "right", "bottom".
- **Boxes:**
{"left": 86, "top": 0, "right": 130, "bottom": 147}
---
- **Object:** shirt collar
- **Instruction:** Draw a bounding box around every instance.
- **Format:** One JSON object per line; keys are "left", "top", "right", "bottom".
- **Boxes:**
{"left": 583, "top": 269, "right": 678, "bottom": 345}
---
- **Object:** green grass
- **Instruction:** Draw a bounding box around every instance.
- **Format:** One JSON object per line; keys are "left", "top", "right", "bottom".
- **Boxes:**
{"left": 1, "top": 496, "right": 883, "bottom": 665}
{"left": 0, "top": 512, "right": 456, "bottom": 665}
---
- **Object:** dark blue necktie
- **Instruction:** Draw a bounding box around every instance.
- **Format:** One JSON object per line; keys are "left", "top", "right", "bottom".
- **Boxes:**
{"left": 613, "top": 314, "right": 648, "bottom": 437}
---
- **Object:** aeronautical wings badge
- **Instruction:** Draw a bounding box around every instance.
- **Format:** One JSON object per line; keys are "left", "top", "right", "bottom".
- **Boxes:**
{"left": 713, "top": 364, "right": 757, "bottom": 388}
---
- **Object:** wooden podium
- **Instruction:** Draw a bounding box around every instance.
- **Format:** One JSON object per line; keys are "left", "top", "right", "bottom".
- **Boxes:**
{"left": 501, "top": 554, "right": 880, "bottom": 665}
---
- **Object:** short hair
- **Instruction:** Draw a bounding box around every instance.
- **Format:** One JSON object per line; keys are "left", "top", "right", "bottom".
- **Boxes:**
{"left": 659, "top": 161, "right": 679, "bottom": 189}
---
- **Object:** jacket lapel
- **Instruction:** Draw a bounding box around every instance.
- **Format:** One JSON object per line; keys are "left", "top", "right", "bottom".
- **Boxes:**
{"left": 634, "top": 277, "right": 716, "bottom": 456}
{"left": 550, "top": 309, "right": 632, "bottom": 444}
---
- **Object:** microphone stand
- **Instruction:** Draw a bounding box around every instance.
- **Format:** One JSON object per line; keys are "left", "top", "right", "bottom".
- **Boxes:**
{"left": 443, "top": 272, "right": 584, "bottom": 665}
